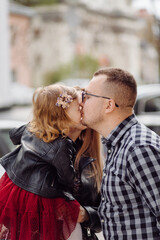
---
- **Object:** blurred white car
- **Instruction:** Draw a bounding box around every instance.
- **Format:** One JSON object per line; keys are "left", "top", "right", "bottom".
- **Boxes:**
{"left": 0, "top": 119, "right": 25, "bottom": 177}
{"left": 134, "top": 84, "right": 160, "bottom": 135}
{"left": 0, "top": 119, "right": 25, "bottom": 157}
{"left": 134, "top": 84, "right": 160, "bottom": 115}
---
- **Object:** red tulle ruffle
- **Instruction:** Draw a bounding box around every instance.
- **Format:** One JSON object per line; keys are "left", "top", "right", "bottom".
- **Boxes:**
{"left": 0, "top": 173, "right": 80, "bottom": 240}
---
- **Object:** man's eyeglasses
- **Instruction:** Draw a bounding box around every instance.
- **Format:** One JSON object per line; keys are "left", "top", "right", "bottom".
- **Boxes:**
{"left": 82, "top": 91, "right": 119, "bottom": 107}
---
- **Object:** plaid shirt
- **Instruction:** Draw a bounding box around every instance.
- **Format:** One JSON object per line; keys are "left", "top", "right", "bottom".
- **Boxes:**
{"left": 99, "top": 114, "right": 160, "bottom": 240}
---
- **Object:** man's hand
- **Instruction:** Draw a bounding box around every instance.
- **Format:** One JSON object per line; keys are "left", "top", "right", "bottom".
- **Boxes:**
{"left": 77, "top": 205, "right": 89, "bottom": 223}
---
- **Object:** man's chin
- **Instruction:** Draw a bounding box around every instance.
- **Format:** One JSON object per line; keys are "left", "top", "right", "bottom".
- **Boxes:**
{"left": 81, "top": 119, "right": 88, "bottom": 127}
{"left": 79, "top": 124, "right": 87, "bottom": 130}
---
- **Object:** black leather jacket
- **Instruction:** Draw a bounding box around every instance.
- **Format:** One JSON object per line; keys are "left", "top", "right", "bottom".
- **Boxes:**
{"left": 0, "top": 125, "right": 101, "bottom": 238}
{"left": 77, "top": 156, "right": 101, "bottom": 239}
{"left": 0, "top": 125, "right": 76, "bottom": 200}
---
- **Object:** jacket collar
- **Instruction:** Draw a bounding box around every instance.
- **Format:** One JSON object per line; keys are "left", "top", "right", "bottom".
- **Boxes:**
{"left": 79, "top": 156, "right": 95, "bottom": 173}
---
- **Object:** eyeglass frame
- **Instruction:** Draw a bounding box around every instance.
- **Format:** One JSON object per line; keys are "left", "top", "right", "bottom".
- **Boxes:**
{"left": 82, "top": 91, "right": 119, "bottom": 107}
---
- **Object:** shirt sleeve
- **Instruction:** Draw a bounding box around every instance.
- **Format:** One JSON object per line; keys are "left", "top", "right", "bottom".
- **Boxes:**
{"left": 127, "top": 145, "right": 160, "bottom": 226}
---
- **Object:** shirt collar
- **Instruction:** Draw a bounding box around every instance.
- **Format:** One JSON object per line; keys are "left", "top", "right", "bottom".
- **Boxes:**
{"left": 101, "top": 114, "right": 138, "bottom": 147}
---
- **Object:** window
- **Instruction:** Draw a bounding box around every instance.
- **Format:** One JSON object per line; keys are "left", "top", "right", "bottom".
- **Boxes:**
{"left": 11, "top": 70, "right": 17, "bottom": 82}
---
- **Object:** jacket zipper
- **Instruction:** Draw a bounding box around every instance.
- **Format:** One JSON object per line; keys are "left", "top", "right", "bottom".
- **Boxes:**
{"left": 87, "top": 227, "right": 91, "bottom": 236}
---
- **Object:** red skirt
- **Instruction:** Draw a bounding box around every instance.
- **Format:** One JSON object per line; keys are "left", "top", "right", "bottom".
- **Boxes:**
{"left": 0, "top": 173, "right": 80, "bottom": 240}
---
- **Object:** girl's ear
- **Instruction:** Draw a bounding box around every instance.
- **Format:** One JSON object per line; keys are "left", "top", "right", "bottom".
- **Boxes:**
{"left": 104, "top": 99, "right": 116, "bottom": 113}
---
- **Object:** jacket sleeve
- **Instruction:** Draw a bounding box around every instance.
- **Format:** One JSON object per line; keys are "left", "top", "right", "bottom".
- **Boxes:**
{"left": 52, "top": 139, "right": 76, "bottom": 189}
{"left": 77, "top": 157, "right": 102, "bottom": 233}
{"left": 9, "top": 124, "right": 27, "bottom": 145}
{"left": 82, "top": 203, "right": 102, "bottom": 233}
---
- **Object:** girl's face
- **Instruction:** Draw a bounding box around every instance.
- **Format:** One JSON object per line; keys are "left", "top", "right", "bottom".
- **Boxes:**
{"left": 66, "top": 98, "right": 86, "bottom": 130}
{"left": 66, "top": 99, "right": 81, "bottom": 125}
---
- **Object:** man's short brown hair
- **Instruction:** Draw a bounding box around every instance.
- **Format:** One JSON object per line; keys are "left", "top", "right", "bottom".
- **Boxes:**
{"left": 94, "top": 67, "right": 137, "bottom": 108}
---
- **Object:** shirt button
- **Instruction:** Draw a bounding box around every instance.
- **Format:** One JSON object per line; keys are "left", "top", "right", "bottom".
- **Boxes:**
{"left": 103, "top": 173, "right": 106, "bottom": 176}
{"left": 108, "top": 149, "right": 111, "bottom": 153}
{"left": 101, "top": 219, "right": 104, "bottom": 223}
{"left": 102, "top": 197, "right": 105, "bottom": 201}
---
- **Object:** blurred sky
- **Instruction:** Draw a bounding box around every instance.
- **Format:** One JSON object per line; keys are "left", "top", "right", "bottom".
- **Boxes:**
{"left": 132, "top": 0, "right": 160, "bottom": 18}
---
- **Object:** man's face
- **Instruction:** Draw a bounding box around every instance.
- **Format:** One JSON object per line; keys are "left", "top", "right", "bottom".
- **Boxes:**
{"left": 81, "top": 75, "right": 106, "bottom": 129}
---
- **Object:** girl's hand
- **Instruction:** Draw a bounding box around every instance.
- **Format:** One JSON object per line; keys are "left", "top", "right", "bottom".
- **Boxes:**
{"left": 77, "top": 206, "right": 89, "bottom": 223}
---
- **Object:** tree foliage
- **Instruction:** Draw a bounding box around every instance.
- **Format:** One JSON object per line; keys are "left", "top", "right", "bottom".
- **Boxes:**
{"left": 44, "top": 55, "right": 100, "bottom": 86}
{"left": 12, "top": 0, "right": 60, "bottom": 6}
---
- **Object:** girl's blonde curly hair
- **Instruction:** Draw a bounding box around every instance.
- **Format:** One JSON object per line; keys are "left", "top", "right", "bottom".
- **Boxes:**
{"left": 28, "top": 84, "right": 78, "bottom": 142}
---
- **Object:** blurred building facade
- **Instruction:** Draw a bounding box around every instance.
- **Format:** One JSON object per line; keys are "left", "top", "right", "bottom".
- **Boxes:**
{"left": 10, "top": 3, "right": 35, "bottom": 87}
{"left": 0, "top": 0, "right": 11, "bottom": 108}
{"left": 9, "top": 0, "right": 159, "bottom": 87}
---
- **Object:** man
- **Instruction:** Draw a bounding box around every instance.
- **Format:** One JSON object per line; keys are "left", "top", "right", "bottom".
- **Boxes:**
{"left": 81, "top": 67, "right": 160, "bottom": 239}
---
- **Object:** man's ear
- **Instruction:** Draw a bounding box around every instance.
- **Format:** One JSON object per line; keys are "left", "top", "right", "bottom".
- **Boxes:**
{"left": 105, "top": 99, "right": 116, "bottom": 113}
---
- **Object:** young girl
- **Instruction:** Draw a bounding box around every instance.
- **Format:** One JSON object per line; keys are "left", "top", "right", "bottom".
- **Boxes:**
{"left": 0, "top": 84, "right": 87, "bottom": 240}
